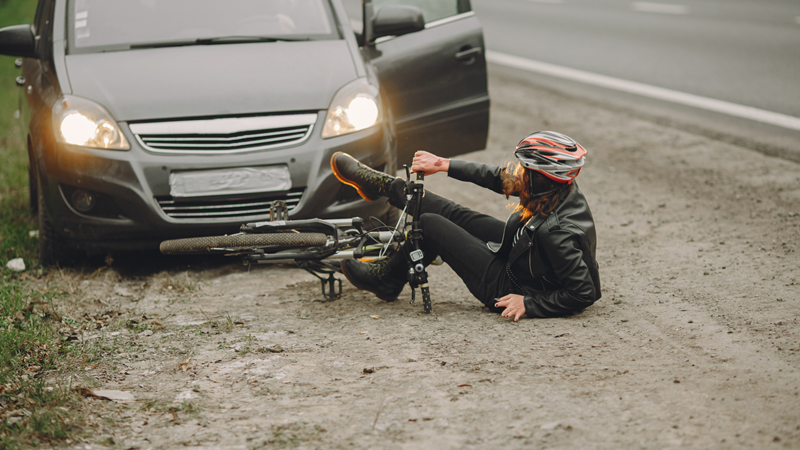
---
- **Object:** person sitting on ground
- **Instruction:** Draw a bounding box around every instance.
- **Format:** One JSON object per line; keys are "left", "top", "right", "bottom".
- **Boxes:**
{"left": 330, "top": 131, "right": 601, "bottom": 320}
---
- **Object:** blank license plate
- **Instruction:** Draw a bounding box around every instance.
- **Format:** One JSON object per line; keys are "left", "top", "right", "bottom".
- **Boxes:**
{"left": 169, "top": 165, "right": 291, "bottom": 198}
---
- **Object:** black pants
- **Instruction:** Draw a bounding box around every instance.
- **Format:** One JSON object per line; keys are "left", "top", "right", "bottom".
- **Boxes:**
{"left": 387, "top": 179, "right": 514, "bottom": 308}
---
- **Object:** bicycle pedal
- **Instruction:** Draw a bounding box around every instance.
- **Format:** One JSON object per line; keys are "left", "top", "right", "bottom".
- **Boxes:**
{"left": 320, "top": 273, "right": 342, "bottom": 302}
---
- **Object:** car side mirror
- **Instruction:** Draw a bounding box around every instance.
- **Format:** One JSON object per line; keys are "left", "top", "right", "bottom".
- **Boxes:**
{"left": 371, "top": 5, "right": 425, "bottom": 41}
{"left": 0, "top": 25, "right": 37, "bottom": 58}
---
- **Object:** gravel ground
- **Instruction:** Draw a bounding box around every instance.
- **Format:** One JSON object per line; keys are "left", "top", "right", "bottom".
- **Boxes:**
{"left": 39, "top": 70, "right": 799, "bottom": 449}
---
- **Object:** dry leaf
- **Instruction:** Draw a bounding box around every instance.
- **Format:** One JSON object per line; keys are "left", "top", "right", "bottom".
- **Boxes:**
{"left": 77, "top": 387, "right": 135, "bottom": 403}
{"left": 179, "top": 358, "right": 191, "bottom": 371}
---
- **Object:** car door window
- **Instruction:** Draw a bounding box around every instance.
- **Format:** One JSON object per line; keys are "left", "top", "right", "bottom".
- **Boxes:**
{"left": 33, "top": 0, "right": 54, "bottom": 59}
{"left": 33, "top": 0, "right": 48, "bottom": 34}
{"left": 373, "top": 0, "right": 457, "bottom": 24}
{"left": 341, "top": 0, "right": 471, "bottom": 34}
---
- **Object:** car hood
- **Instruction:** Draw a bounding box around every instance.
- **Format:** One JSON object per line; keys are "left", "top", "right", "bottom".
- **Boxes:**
{"left": 64, "top": 41, "right": 358, "bottom": 122}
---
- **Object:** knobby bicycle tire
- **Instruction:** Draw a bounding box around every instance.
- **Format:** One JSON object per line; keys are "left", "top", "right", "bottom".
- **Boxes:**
{"left": 160, "top": 232, "right": 328, "bottom": 255}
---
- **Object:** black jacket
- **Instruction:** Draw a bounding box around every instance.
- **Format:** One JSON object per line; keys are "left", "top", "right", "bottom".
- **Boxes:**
{"left": 448, "top": 160, "right": 601, "bottom": 318}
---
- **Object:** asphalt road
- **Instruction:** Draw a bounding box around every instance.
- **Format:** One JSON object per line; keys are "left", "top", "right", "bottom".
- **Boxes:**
{"left": 472, "top": 0, "right": 800, "bottom": 118}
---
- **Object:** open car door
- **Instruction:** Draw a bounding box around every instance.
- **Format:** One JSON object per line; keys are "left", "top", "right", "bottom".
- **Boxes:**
{"left": 362, "top": 0, "right": 490, "bottom": 164}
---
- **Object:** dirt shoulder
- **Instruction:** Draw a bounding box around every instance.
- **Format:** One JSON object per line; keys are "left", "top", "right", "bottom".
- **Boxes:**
{"left": 37, "top": 71, "right": 799, "bottom": 449}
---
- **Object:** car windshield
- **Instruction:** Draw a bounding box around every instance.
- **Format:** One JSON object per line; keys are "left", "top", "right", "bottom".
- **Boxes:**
{"left": 68, "top": 0, "right": 339, "bottom": 53}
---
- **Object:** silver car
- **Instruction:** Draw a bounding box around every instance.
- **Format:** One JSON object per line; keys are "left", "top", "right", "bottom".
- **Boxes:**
{"left": 0, "top": 0, "right": 489, "bottom": 265}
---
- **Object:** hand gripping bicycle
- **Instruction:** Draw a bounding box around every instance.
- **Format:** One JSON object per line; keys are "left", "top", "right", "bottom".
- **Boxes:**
{"left": 159, "top": 166, "right": 435, "bottom": 313}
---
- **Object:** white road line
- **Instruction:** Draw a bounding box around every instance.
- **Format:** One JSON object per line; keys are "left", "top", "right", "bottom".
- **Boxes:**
{"left": 486, "top": 51, "right": 800, "bottom": 132}
{"left": 631, "top": 2, "right": 688, "bottom": 15}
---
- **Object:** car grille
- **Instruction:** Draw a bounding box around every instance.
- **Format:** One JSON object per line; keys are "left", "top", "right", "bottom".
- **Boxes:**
{"left": 156, "top": 189, "right": 304, "bottom": 219}
{"left": 129, "top": 114, "right": 317, "bottom": 154}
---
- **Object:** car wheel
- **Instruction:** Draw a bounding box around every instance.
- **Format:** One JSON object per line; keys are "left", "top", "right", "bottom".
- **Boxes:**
{"left": 36, "top": 171, "right": 69, "bottom": 267}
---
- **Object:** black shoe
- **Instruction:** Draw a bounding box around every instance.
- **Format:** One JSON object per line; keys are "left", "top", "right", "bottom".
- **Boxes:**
{"left": 331, "top": 152, "right": 395, "bottom": 202}
{"left": 341, "top": 258, "right": 406, "bottom": 302}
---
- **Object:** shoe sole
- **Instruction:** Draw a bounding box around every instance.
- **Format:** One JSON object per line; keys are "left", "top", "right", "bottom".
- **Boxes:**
{"left": 340, "top": 260, "right": 400, "bottom": 302}
{"left": 330, "top": 152, "right": 378, "bottom": 202}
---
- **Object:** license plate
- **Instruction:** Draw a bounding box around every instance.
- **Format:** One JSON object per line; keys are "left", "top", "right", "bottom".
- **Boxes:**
{"left": 169, "top": 165, "right": 291, "bottom": 198}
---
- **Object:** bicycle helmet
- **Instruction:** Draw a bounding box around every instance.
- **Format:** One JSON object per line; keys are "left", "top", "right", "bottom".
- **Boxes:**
{"left": 514, "top": 131, "right": 586, "bottom": 184}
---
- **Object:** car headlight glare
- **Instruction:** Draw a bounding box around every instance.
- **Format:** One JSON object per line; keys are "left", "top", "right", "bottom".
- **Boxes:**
{"left": 322, "top": 78, "right": 381, "bottom": 138}
{"left": 53, "top": 95, "right": 130, "bottom": 150}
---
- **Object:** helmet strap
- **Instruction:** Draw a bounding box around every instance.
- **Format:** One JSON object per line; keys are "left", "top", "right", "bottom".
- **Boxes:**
{"left": 528, "top": 185, "right": 566, "bottom": 199}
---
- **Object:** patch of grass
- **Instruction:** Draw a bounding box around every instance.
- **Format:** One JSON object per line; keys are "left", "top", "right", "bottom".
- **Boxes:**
{"left": 267, "top": 422, "right": 327, "bottom": 448}
{"left": 142, "top": 399, "right": 201, "bottom": 420}
{"left": 0, "top": 276, "right": 84, "bottom": 448}
{"left": 0, "top": 4, "right": 93, "bottom": 448}
{"left": 0, "top": 0, "right": 38, "bottom": 267}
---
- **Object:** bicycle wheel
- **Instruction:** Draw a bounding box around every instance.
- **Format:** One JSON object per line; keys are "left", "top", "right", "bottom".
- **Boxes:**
{"left": 160, "top": 232, "right": 328, "bottom": 255}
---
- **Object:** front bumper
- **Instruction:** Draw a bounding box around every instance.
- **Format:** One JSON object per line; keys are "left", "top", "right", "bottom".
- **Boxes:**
{"left": 38, "top": 112, "right": 394, "bottom": 251}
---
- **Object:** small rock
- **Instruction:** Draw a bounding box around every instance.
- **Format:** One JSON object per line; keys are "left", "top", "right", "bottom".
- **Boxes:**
{"left": 688, "top": 320, "right": 693, "bottom": 324}
{"left": 775, "top": 321, "right": 785, "bottom": 326}
{"left": 540, "top": 421, "right": 561, "bottom": 430}
{"left": 114, "top": 286, "right": 134, "bottom": 297}
{"left": 6, "top": 258, "right": 25, "bottom": 272}
{"left": 620, "top": 319, "right": 628, "bottom": 323}
{"left": 92, "top": 389, "right": 135, "bottom": 403}
{"left": 138, "top": 330, "right": 153, "bottom": 337}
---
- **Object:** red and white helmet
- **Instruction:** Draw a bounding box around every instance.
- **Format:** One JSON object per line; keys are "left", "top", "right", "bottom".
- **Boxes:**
{"left": 514, "top": 131, "right": 586, "bottom": 184}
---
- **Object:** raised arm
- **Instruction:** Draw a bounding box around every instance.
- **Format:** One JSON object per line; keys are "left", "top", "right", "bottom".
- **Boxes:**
{"left": 412, "top": 151, "right": 508, "bottom": 194}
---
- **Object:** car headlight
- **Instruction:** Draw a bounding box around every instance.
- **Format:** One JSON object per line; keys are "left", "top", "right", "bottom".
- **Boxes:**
{"left": 52, "top": 95, "right": 130, "bottom": 150}
{"left": 321, "top": 78, "right": 381, "bottom": 138}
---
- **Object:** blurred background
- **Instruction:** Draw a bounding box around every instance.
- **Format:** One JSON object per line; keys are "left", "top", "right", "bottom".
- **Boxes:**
{"left": 472, "top": 0, "right": 800, "bottom": 117}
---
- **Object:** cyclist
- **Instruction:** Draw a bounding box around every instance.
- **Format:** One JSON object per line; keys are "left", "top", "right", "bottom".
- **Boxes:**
{"left": 330, "top": 131, "right": 600, "bottom": 320}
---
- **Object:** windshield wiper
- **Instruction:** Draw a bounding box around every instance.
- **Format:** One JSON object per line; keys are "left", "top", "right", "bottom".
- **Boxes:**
{"left": 197, "top": 36, "right": 309, "bottom": 44}
{"left": 130, "top": 36, "right": 309, "bottom": 50}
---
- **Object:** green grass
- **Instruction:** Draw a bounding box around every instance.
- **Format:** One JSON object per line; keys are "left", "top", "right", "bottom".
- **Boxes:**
{"left": 0, "top": 1, "right": 91, "bottom": 447}
{"left": 0, "top": 0, "right": 38, "bottom": 267}
{"left": 0, "top": 276, "right": 87, "bottom": 447}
